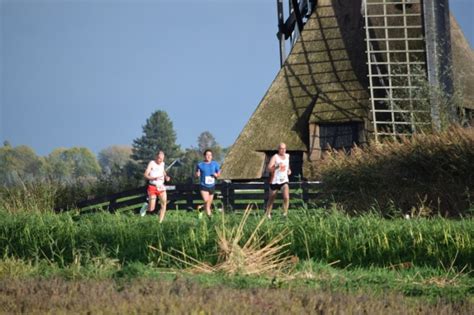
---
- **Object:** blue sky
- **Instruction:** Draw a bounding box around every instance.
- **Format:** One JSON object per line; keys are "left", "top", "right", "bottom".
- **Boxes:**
{"left": 1, "top": 0, "right": 473, "bottom": 156}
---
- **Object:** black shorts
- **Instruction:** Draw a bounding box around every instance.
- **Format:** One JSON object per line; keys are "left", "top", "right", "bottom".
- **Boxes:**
{"left": 200, "top": 186, "right": 215, "bottom": 195}
{"left": 269, "top": 182, "right": 289, "bottom": 191}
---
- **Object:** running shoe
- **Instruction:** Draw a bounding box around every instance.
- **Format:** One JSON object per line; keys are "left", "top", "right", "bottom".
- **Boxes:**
{"left": 139, "top": 202, "right": 148, "bottom": 217}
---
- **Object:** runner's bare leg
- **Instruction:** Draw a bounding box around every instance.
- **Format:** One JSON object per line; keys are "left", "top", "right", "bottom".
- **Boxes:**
{"left": 207, "top": 193, "right": 215, "bottom": 216}
{"left": 158, "top": 191, "right": 167, "bottom": 223}
{"left": 265, "top": 189, "right": 278, "bottom": 218}
{"left": 282, "top": 184, "right": 290, "bottom": 216}
{"left": 200, "top": 190, "right": 212, "bottom": 216}
{"left": 148, "top": 195, "right": 157, "bottom": 212}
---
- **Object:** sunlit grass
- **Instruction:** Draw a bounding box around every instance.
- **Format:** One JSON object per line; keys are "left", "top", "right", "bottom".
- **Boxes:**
{"left": 0, "top": 208, "right": 472, "bottom": 270}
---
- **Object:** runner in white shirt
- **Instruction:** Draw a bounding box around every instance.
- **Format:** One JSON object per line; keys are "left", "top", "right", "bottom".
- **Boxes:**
{"left": 265, "top": 143, "right": 291, "bottom": 219}
{"left": 142, "top": 151, "right": 170, "bottom": 223}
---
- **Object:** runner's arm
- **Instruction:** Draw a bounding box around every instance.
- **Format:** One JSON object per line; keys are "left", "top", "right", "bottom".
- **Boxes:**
{"left": 143, "top": 162, "right": 157, "bottom": 180}
{"left": 164, "top": 170, "right": 171, "bottom": 182}
{"left": 214, "top": 164, "right": 221, "bottom": 178}
{"left": 287, "top": 154, "right": 291, "bottom": 175}
{"left": 195, "top": 165, "right": 201, "bottom": 178}
{"left": 267, "top": 155, "right": 277, "bottom": 173}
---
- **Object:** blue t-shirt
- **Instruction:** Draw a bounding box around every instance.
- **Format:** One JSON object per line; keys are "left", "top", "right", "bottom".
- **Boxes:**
{"left": 196, "top": 161, "right": 221, "bottom": 188}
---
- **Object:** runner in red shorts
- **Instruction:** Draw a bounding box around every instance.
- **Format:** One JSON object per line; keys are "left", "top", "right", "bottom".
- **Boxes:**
{"left": 143, "top": 151, "right": 170, "bottom": 223}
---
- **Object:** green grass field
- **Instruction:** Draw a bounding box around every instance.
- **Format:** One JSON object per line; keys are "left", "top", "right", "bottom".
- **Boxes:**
{"left": 1, "top": 208, "right": 472, "bottom": 269}
{"left": 0, "top": 208, "right": 473, "bottom": 313}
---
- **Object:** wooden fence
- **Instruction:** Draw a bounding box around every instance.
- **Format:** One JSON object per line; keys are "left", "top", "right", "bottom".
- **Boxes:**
{"left": 62, "top": 181, "right": 323, "bottom": 214}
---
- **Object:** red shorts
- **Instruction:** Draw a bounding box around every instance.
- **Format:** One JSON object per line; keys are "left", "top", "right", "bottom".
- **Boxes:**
{"left": 147, "top": 185, "right": 165, "bottom": 197}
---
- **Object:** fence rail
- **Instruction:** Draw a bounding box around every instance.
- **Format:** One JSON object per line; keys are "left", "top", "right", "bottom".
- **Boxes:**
{"left": 59, "top": 181, "right": 323, "bottom": 214}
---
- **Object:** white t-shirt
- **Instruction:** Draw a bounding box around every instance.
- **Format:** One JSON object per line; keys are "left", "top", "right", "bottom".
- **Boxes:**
{"left": 148, "top": 160, "right": 166, "bottom": 191}
{"left": 271, "top": 153, "right": 290, "bottom": 185}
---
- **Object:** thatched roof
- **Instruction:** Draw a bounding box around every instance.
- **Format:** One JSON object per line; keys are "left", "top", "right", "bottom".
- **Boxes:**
{"left": 222, "top": 0, "right": 370, "bottom": 180}
{"left": 305, "top": 1, "right": 370, "bottom": 123}
{"left": 221, "top": 0, "right": 474, "bottom": 180}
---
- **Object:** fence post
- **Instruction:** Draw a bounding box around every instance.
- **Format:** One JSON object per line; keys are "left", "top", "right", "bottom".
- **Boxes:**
{"left": 302, "top": 182, "right": 309, "bottom": 206}
{"left": 108, "top": 199, "right": 117, "bottom": 213}
{"left": 228, "top": 183, "right": 235, "bottom": 211}
{"left": 186, "top": 185, "right": 194, "bottom": 211}
{"left": 263, "top": 182, "right": 269, "bottom": 212}
{"left": 220, "top": 182, "right": 228, "bottom": 211}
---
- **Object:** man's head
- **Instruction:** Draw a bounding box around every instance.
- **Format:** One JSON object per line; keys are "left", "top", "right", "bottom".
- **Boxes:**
{"left": 203, "top": 149, "right": 213, "bottom": 162}
{"left": 278, "top": 143, "right": 286, "bottom": 155}
{"left": 155, "top": 151, "right": 165, "bottom": 163}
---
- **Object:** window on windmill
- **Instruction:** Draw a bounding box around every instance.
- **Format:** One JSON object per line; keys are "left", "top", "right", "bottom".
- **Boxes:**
{"left": 319, "top": 122, "right": 361, "bottom": 152}
{"left": 262, "top": 150, "right": 303, "bottom": 181}
{"left": 394, "top": 0, "right": 414, "bottom": 11}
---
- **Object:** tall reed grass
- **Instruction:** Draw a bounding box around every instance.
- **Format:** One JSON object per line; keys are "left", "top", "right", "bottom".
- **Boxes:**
{"left": 0, "top": 177, "right": 107, "bottom": 212}
{"left": 318, "top": 127, "right": 474, "bottom": 216}
{"left": 0, "top": 181, "right": 58, "bottom": 213}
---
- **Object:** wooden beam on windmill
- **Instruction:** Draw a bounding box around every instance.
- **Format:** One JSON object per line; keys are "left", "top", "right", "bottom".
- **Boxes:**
{"left": 423, "top": 0, "right": 457, "bottom": 129}
{"left": 277, "top": 0, "right": 286, "bottom": 67}
{"left": 291, "top": 0, "right": 304, "bottom": 33}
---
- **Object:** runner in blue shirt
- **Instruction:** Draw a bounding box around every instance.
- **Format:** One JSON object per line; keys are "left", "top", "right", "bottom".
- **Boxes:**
{"left": 195, "top": 149, "right": 221, "bottom": 218}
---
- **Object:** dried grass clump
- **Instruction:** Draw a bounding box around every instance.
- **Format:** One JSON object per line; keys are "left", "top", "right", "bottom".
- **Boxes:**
{"left": 318, "top": 126, "right": 474, "bottom": 216}
{"left": 150, "top": 206, "right": 297, "bottom": 276}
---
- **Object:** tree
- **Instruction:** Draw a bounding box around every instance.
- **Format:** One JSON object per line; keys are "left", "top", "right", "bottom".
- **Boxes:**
{"left": 98, "top": 145, "right": 132, "bottom": 175}
{"left": 132, "top": 110, "right": 181, "bottom": 168}
{"left": 66, "top": 147, "right": 101, "bottom": 178}
{"left": 197, "top": 131, "right": 217, "bottom": 153}
{"left": 45, "top": 147, "right": 100, "bottom": 184}
{"left": 45, "top": 148, "right": 73, "bottom": 183}
{"left": 94, "top": 145, "right": 138, "bottom": 194}
{"left": 197, "top": 131, "right": 223, "bottom": 163}
{"left": 0, "top": 144, "right": 46, "bottom": 186}
{"left": 170, "top": 132, "right": 225, "bottom": 183}
{"left": 169, "top": 147, "right": 201, "bottom": 183}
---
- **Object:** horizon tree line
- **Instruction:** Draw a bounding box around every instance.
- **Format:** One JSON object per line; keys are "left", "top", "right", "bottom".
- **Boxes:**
{"left": 0, "top": 110, "right": 227, "bottom": 194}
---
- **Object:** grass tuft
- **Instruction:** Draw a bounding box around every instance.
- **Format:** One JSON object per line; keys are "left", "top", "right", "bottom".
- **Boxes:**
{"left": 150, "top": 205, "right": 298, "bottom": 276}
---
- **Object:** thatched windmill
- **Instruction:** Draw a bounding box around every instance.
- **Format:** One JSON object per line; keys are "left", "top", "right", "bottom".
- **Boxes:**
{"left": 222, "top": 0, "right": 474, "bottom": 181}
